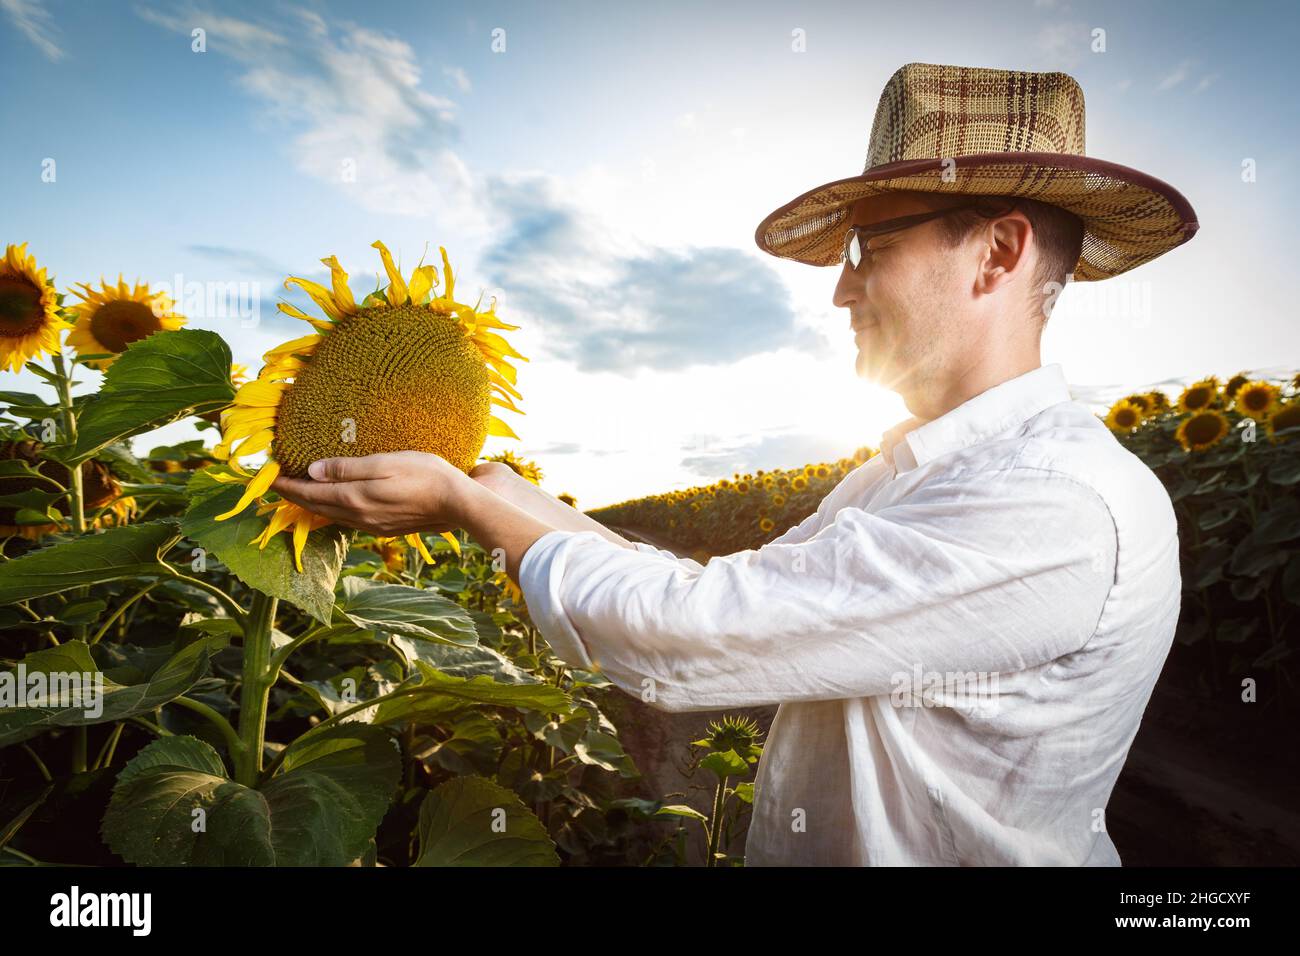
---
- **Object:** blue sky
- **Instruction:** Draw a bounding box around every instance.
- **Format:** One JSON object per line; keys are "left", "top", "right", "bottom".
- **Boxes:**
{"left": 3, "top": 0, "right": 1298, "bottom": 507}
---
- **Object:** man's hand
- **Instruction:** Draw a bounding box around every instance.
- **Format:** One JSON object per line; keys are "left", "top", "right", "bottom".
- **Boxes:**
{"left": 270, "top": 451, "right": 476, "bottom": 536}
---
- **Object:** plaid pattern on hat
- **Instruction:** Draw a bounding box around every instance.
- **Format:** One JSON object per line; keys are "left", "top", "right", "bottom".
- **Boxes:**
{"left": 755, "top": 63, "right": 1198, "bottom": 282}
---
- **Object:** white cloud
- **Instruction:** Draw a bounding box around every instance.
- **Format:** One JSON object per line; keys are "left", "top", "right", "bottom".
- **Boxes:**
{"left": 443, "top": 65, "right": 471, "bottom": 92}
{"left": 1034, "top": 22, "right": 1088, "bottom": 66}
{"left": 136, "top": 5, "right": 475, "bottom": 222}
{"left": 2, "top": 0, "right": 64, "bottom": 61}
{"left": 1157, "top": 59, "right": 1193, "bottom": 91}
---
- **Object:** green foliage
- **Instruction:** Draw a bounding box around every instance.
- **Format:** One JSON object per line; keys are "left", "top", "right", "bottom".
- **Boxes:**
{"left": 67, "top": 330, "right": 236, "bottom": 463}
{"left": 415, "top": 775, "right": 559, "bottom": 866}
{"left": 181, "top": 472, "right": 348, "bottom": 625}
{"left": 101, "top": 725, "right": 400, "bottom": 865}
{"left": 0, "top": 521, "right": 180, "bottom": 603}
{"left": 0, "top": 323, "right": 665, "bottom": 870}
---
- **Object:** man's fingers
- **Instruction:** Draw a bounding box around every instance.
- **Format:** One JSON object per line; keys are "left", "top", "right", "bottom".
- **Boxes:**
{"left": 272, "top": 473, "right": 363, "bottom": 511}
{"left": 307, "top": 455, "right": 394, "bottom": 482}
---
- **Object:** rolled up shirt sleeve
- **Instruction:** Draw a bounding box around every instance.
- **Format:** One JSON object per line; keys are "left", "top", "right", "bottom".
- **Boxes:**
{"left": 518, "top": 467, "right": 1116, "bottom": 712}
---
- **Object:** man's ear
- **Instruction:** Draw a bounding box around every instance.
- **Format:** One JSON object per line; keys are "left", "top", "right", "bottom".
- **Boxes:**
{"left": 974, "top": 211, "right": 1032, "bottom": 295}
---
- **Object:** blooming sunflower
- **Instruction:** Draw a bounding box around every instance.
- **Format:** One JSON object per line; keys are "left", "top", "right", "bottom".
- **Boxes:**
{"left": 1104, "top": 398, "right": 1144, "bottom": 433}
{"left": 1175, "top": 409, "right": 1230, "bottom": 453}
{"left": 1144, "top": 390, "right": 1170, "bottom": 413}
{"left": 1266, "top": 401, "right": 1300, "bottom": 443}
{"left": 210, "top": 242, "right": 526, "bottom": 571}
{"left": 1177, "top": 377, "right": 1220, "bottom": 413}
{"left": 0, "top": 244, "right": 68, "bottom": 373}
{"left": 66, "top": 276, "right": 186, "bottom": 369}
{"left": 364, "top": 536, "right": 408, "bottom": 573}
{"left": 0, "top": 439, "right": 133, "bottom": 539}
{"left": 483, "top": 448, "right": 543, "bottom": 484}
{"left": 1232, "top": 380, "right": 1279, "bottom": 421}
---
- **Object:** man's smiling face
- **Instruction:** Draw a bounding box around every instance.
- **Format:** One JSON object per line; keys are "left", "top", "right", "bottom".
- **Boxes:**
{"left": 831, "top": 191, "right": 975, "bottom": 396}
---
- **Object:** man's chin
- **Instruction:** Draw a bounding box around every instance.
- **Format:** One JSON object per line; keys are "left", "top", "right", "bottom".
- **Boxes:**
{"left": 855, "top": 349, "right": 881, "bottom": 382}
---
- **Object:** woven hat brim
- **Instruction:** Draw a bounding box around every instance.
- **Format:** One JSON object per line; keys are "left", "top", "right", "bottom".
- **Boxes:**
{"left": 754, "top": 152, "right": 1199, "bottom": 281}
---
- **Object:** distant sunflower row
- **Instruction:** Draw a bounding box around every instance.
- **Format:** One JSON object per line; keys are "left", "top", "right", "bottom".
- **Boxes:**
{"left": 587, "top": 445, "right": 878, "bottom": 555}
{"left": 1102, "top": 373, "right": 1300, "bottom": 452}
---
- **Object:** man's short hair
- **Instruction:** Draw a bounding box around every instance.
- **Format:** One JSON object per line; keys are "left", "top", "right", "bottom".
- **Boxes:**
{"left": 923, "top": 193, "right": 1085, "bottom": 322}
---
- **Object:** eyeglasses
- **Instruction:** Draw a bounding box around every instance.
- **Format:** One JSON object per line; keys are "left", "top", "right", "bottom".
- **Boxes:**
{"left": 840, "top": 199, "right": 1017, "bottom": 270}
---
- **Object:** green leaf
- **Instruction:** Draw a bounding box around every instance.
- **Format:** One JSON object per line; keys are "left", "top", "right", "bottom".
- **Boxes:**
{"left": 366, "top": 663, "right": 569, "bottom": 728}
{"left": 0, "top": 521, "right": 180, "bottom": 604}
{"left": 1283, "top": 556, "right": 1300, "bottom": 607}
{"left": 339, "top": 577, "right": 479, "bottom": 646}
{"left": 388, "top": 636, "right": 538, "bottom": 684}
{"left": 101, "top": 725, "right": 400, "bottom": 866}
{"left": 699, "top": 749, "right": 750, "bottom": 780}
{"left": 1267, "top": 456, "right": 1300, "bottom": 486}
{"left": 68, "top": 330, "right": 236, "bottom": 463}
{"left": 1216, "top": 618, "right": 1259, "bottom": 644}
{"left": 181, "top": 478, "right": 347, "bottom": 625}
{"left": 0, "top": 638, "right": 213, "bottom": 746}
{"left": 572, "top": 728, "right": 638, "bottom": 777}
{"left": 1196, "top": 502, "right": 1239, "bottom": 531}
{"left": 414, "top": 776, "right": 558, "bottom": 867}
{"left": 733, "top": 782, "right": 756, "bottom": 805}
{"left": 654, "top": 804, "right": 708, "bottom": 823}
{"left": 1252, "top": 499, "right": 1300, "bottom": 546}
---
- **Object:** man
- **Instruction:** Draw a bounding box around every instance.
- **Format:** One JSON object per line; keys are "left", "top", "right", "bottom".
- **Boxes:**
{"left": 272, "top": 63, "right": 1199, "bottom": 865}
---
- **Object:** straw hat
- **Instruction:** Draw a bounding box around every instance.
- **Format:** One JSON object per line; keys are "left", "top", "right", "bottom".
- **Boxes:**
{"left": 754, "top": 62, "right": 1199, "bottom": 281}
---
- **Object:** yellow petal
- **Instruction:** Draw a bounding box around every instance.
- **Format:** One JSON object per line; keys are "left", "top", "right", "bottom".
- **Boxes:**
{"left": 232, "top": 428, "right": 274, "bottom": 458}
{"left": 371, "top": 241, "right": 408, "bottom": 307}
{"left": 265, "top": 333, "right": 322, "bottom": 362}
{"left": 405, "top": 533, "right": 434, "bottom": 563}
{"left": 439, "top": 531, "right": 461, "bottom": 557}
{"left": 487, "top": 416, "right": 520, "bottom": 440}
{"left": 320, "top": 255, "right": 357, "bottom": 314}
{"left": 475, "top": 329, "right": 528, "bottom": 361}
{"left": 233, "top": 378, "right": 288, "bottom": 408}
{"left": 284, "top": 276, "right": 346, "bottom": 322}
{"left": 407, "top": 265, "right": 437, "bottom": 304}
{"left": 291, "top": 513, "right": 312, "bottom": 573}
{"left": 214, "top": 460, "right": 281, "bottom": 521}
{"left": 439, "top": 247, "right": 455, "bottom": 300}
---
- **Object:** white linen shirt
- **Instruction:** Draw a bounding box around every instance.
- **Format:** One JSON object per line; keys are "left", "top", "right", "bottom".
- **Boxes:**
{"left": 518, "top": 363, "right": 1182, "bottom": 865}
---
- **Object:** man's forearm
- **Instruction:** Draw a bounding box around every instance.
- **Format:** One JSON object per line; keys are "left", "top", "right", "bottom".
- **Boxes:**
{"left": 474, "top": 467, "right": 637, "bottom": 548}
{"left": 455, "top": 471, "right": 635, "bottom": 583}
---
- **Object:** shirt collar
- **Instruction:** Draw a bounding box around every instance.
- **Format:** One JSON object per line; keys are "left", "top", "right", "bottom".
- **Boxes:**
{"left": 880, "top": 364, "right": 1072, "bottom": 474}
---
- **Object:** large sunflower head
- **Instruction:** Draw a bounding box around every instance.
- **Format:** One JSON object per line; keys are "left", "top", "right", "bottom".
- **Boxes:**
{"left": 1233, "top": 380, "right": 1280, "bottom": 421}
{"left": 0, "top": 244, "right": 68, "bottom": 373}
{"left": 66, "top": 276, "right": 186, "bottom": 369}
{"left": 210, "top": 242, "right": 526, "bottom": 571}
{"left": 1175, "top": 409, "right": 1230, "bottom": 453}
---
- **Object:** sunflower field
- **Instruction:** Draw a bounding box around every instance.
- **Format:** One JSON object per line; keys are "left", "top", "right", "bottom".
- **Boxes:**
{"left": 588, "top": 445, "right": 880, "bottom": 559}
{"left": 0, "top": 242, "right": 688, "bottom": 867}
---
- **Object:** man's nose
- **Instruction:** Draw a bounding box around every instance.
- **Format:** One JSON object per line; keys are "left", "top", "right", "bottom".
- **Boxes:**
{"left": 832, "top": 261, "right": 860, "bottom": 310}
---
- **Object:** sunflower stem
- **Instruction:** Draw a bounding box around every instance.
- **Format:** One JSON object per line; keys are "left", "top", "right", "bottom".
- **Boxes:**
{"left": 50, "top": 351, "right": 92, "bottom": 772}
{"left": 49, "top": 351, "right": 85, "bottom": 534}
{"left": 706, "top": 776, "right": 728, "bottom": 867}
{"left": 235, "top": 591, "right": 278, "bottom": 786}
